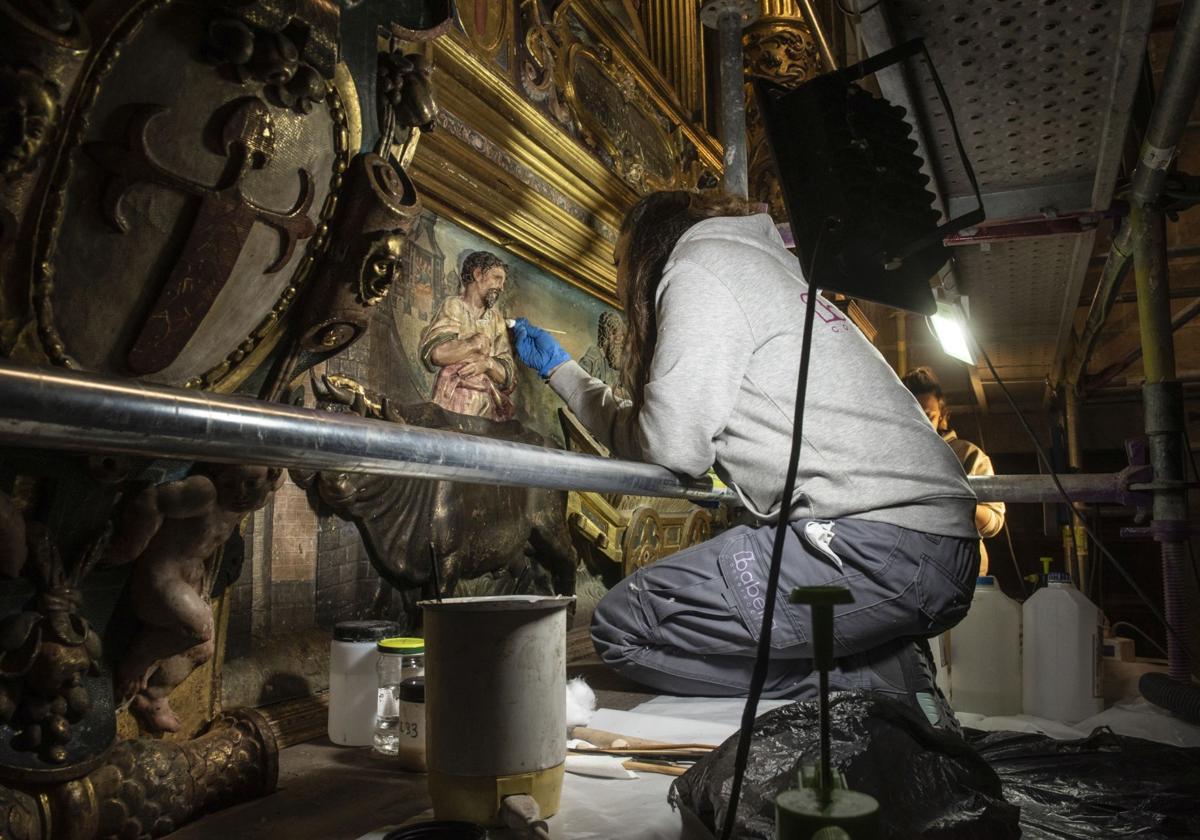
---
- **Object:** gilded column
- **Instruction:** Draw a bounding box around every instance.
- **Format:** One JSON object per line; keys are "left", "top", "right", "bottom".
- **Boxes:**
{"left": 638, "top": 1, "right": 706, "bottom": 122}
{"left": 743, "top": 0, "right": 824, "bottom": 214}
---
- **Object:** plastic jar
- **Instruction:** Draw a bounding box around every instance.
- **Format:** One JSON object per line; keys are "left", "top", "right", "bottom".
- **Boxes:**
{"left": 374, "top": 637, "right": 425, "bottom": 756}
{"left": 328, "top": 620, "right": 401, "bottom": 746}
{"left": 395, "top": 677, "right": 427, "bottom": 772}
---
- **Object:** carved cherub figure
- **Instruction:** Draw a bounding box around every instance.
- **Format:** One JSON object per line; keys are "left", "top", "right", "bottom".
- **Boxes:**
{"left": 108, "top": 464, "right": 282, "bottom": 732}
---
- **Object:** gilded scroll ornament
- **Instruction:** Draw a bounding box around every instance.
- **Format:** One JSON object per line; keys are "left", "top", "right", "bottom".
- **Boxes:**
{"left": 743, "top": 18, "right": 823, "bottom": 85}
{"left": 743, "top": 16, "right": 822, "bottom": 214}
{"left": 516, "top": 0, "right": 697, "bottom": 193}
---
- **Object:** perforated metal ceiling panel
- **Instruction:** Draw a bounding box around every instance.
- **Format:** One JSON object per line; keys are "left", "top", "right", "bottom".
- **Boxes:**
{"left": 875, "top": 0, "right": 1152, "bottom": 217}
{"left": 954, "top": 231, "right": 1095, "bottom": 379}
{"left": 858, "top": 1, "right": 1152, "bottom": 400}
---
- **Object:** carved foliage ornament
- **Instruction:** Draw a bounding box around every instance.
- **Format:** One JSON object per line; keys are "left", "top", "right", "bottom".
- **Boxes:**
{"left": 743, "top": 18, "right": 822, "bottom": 215}
{"left": 743, "top": 19, "right": 823, "bottom": 86}
{"left": 203, "top": 0, "right": 339, "bottom": 113}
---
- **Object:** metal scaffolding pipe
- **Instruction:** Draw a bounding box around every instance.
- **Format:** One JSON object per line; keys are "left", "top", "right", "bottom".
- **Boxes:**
{"left": 795, "top": 0, "right": 837, "bottom": 72}
{"left": 1132, "top": 203, "right": 1193, "bottom": 681}
{"left": 701, "top": 0, "right": 757, "bottom": 199}
{"left": 716, "top": 9, "right": 749, "bottom": 198}
{"left": 967, "top": 473, "right": 1140, "bottom": 507}
{"left": 1132, "top": 0, "right": 1200, "bottom": 205}
{"left": 1065, "top": 0, "right": 1200, "bottom": 391}
{"left": 0, "top": 363, "right": 733, "bottom": 503}
{"left": 1064, "top": 224, "right": 1133, "bottom": 389}
{"left": 0, "top": 362, "right": 1139, "bottom": 506}
{"left": 1085, "top": 294, "right": 1200, "bottom": 393}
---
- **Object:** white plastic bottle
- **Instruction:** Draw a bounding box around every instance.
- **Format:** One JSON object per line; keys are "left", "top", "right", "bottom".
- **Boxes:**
{"left": 1022, "top": 573, "right": 1104, "bottom": 723}
{"left": 947, "top": 576, "right": 1022, "bottom": 716}
{"left": 328, "top": 620, "right": 401, "bottom": 746}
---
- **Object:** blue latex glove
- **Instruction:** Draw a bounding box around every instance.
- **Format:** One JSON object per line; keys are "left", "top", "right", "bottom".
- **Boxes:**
{"left": 509, "top": 317, "right": 571, "bottom": 378}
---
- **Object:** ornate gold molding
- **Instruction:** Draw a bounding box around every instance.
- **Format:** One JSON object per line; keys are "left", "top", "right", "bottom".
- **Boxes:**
{"left": 407, "top": 2, "right": 721, "bottom": 303}
{"left": 638, "top": 0, "right": 705, "bottom": 122}
{"left": 743, "top": 13, "right": 822, "bottom": 215}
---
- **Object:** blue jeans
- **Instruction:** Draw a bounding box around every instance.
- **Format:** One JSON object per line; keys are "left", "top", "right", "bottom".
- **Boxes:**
{"left": 590, "top": 518, "right": 979, "bottom": 702}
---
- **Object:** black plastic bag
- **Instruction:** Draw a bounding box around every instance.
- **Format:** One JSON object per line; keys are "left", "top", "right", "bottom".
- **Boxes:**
{"left": 970, "top": 727, "right": 1200, "bottom": 839}
{"left": 670, "top": 692, "right": 1021, "bottom": 839}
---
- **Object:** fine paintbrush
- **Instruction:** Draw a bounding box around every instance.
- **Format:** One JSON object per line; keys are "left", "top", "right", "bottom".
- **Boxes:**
{"left": 505, "top": 318, "right": 566, "bottom": 334}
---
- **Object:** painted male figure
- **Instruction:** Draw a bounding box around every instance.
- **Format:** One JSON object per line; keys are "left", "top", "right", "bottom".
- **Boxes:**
{"left": 578, "top": 310, "right": 629, "bottom": 401}
{"left": 418, "top": 250, "right": 517, "bottom": 420}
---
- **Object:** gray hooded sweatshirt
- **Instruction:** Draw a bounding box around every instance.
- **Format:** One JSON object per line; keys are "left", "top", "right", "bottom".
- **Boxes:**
{"left": 548, "top": 213, "right": 978, "bottom": 539}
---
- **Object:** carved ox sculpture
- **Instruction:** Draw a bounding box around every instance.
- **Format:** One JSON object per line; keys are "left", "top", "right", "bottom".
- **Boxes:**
{"left": 306, "top": 374, "right": 577, "bottom": 629}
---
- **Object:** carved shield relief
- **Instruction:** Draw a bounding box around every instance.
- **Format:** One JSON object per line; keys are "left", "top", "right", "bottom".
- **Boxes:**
{"left": 32, "top": 0, "right": 346, "bottom": 389}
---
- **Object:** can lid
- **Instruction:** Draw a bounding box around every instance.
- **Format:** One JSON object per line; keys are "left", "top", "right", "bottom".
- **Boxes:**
{"left": 976, "top": 575, "right": 996, "bottom": 586}
{"left": 333, "top": 620, "right": 402, "bottom": 642}
{"left": 399, "top": 676, "right": 425, "bottom": 703}
{"left": 1047, "top": 572, "right": 1072, "bottom": 583}
{"left": 377, "top": 636, "right": 425, "bottom": 655}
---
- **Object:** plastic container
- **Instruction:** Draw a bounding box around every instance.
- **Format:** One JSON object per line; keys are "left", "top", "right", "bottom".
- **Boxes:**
{"left": 1022, "top": 573, "right": 1104, "bottom": 723}
{"left": 422, "top": 595, "right": 574, "bottom": 827}
{"left": 328, "top": 620, "right": 401, "bottom": 746}
{"left": 374, "top": 637, "right": 425, "bottom": 757}
{"left": 947, "top": 576, "right": 1022, "bottom": 716}
{"left": 395, "top": 677, "right": 427, "bottom": 772}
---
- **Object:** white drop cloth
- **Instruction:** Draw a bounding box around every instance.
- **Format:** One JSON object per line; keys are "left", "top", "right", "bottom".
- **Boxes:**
{"left": 357, "top": 694, "right": 1200, "bottom": 839}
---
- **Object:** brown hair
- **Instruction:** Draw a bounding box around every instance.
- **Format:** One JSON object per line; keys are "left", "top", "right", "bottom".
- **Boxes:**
{"left": 617, "top": 190, "right": 756, "bottom": 410}
{"left": 460, "top": 251, "right": 506, "bottom": 286}
{"left": 901, "top": 365, "right": 948, "bottom": 429}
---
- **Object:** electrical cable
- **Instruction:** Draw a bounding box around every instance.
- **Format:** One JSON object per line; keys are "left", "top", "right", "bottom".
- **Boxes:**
{"left": 718, "top": 227, "right": 827, "bottom": 840}
{"left": 1111, "top": 620, "right": 1169, "bottom": 659}
{"left": 1002, "top": 522, "right": 1026, "bottom": 599}
{"left": 974, "top": 340, "right": 1196, "bottom": 661}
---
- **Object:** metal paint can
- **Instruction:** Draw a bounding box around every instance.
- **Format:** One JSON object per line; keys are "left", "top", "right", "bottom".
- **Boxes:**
{"left": 420, "top": 595, "right": 574, "bottom": 826}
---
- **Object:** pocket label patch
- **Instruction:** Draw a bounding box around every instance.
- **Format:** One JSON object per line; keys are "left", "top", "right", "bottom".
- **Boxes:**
{"left": 721, "top": 548, "right": 778, "bottom": 638}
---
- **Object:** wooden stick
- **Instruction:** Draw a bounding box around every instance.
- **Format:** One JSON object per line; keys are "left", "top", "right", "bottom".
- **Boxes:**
{"left": 622, "top": 759, "right": 688, "bottom": 777}
{"left": 570, "top": 746, "right": 710, "bottom": 759}
{"left": 570, "top": 726, "right": 717, "bottom": 751}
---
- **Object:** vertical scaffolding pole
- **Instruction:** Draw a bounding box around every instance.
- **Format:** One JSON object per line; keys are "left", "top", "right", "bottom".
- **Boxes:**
{"left": 700, "top": 0, "right": 760, "bottom": 198}
{"left": 1131, "top": 203, "right": 1192, "bottom": 682}
{"left": 1125, "top": 0, "right": 1200, "bottom": 683}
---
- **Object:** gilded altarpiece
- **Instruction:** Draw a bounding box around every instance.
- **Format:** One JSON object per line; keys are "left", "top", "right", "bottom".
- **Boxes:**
{"left": 408, "top": 0, "right": 724, "bottom": 304}
{"left": 0, "top": 1, "right": 732, "bottom": 834}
